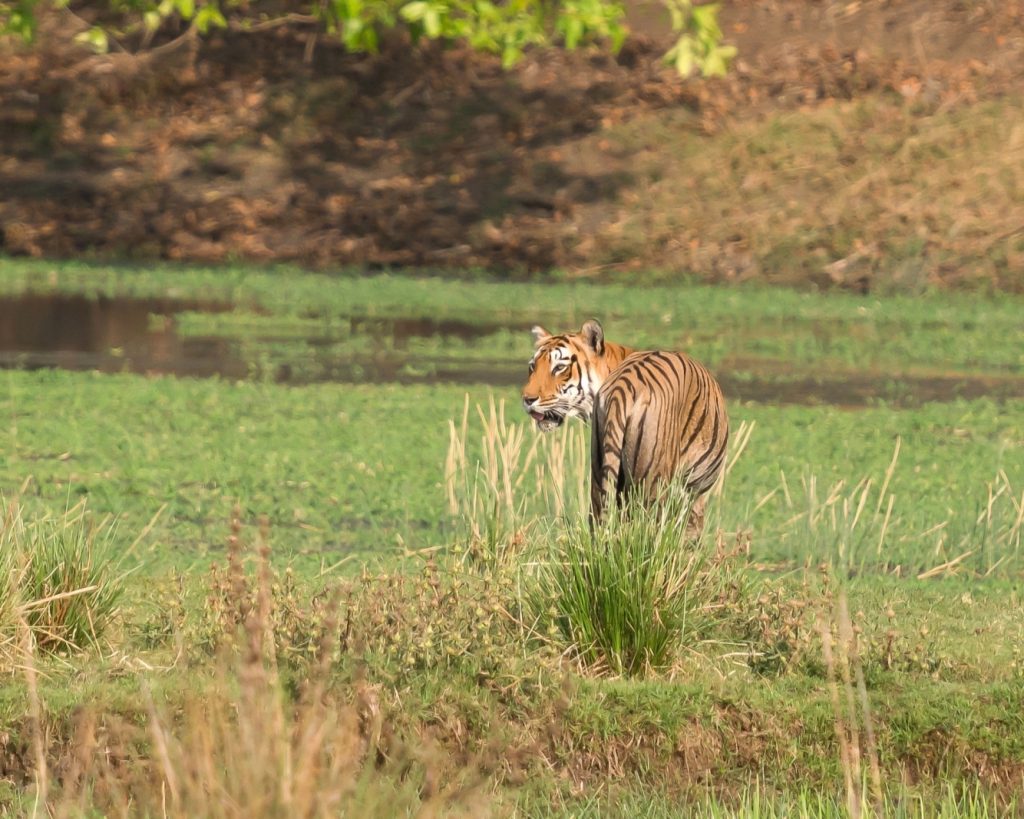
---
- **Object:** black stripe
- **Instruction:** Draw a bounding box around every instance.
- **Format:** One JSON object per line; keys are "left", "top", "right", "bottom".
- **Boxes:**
{"left": 679, "top": 368, "right": 704, "bottom": 429}
{"left": 681, "top": 393, "right": 710, "bottom": 454}
{"left": 631, "top": 366, "right": 652, "bottom": 391}
{"left": 616, "top": 465, "right": 627, "bottom": 496}
{"left": 689, "top": 409, "right": 723, "bottom": 471}
{"left": 643, "top": 358, "right": 678, "bottom": 393}
{"left": 632, "top": 406, "right": 650, "bottom": 475}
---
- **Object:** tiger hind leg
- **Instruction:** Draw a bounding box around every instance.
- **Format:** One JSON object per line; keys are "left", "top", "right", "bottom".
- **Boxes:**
{"left": 685, "top": 493, "right": 708, "bottom": 542}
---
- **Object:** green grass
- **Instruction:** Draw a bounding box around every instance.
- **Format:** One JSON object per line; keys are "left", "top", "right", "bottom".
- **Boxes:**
{"left": 2, "top": 369, "right": 1021, "bottom": 576}
{"left": 3, "top": 548, "right": 1022, "bottom": 815}
{"left": 546, "top": 782, "right": 1018, "bottom": 818}
{"left": 1, "top": 260, "right": 1023, "bottom": 591}
{"left": 1, "top": 259, "right": 1024, "bottom": 814}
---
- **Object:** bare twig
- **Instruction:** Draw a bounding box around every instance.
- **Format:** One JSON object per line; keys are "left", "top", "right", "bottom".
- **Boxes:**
{"left": 228, "top": 13, "right": 319, "bottom": 33}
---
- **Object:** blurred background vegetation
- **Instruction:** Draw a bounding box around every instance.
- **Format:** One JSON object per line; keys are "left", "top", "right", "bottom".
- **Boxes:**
{"left": 2, "top": 0, "right": 1022, "bottom": 292}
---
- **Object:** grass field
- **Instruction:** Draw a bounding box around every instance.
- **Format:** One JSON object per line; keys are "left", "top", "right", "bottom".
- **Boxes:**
{"left": 1, "top": 259, "right": 1024, "bottom": 815}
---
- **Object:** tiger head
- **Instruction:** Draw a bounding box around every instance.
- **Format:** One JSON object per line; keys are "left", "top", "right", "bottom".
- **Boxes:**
{"left": 521, "top": 319, "right": 632, "bottom": 431}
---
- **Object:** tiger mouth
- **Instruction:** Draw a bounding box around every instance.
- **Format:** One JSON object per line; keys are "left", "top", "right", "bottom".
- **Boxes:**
{"left": 528, "top": 409, "right": 564, "bottom": 432}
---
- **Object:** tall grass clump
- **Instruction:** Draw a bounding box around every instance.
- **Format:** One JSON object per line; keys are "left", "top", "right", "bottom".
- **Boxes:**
{"left": 445, "top": 395, "right": 588, "bottom": 564}
{"left": 0, "top": 498, "right": 124, "bottom": 664}
{"left": 534, "top": 488, "right": 747, "bottom": 676}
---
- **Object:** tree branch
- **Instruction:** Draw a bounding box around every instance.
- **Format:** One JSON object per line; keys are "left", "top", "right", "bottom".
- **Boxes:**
{"left": 227, "top": 13, "right": 319, "bottom": 33}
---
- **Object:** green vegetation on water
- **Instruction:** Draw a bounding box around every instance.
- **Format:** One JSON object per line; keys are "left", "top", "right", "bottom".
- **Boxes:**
{"left": 3, "top": 258, "right": 1024, "bottom": 375}
{"left": 1, "top": 258, "right": 1023, "bottom": 815}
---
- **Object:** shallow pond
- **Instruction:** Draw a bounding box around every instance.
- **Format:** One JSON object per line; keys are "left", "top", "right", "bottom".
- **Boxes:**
{"left": 3, "top": 292, "right": 1024, "bottom": 408}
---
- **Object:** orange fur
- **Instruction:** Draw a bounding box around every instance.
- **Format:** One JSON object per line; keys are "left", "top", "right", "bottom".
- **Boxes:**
{"left": 522, "top": 320, "right": 729, "bottom": 538}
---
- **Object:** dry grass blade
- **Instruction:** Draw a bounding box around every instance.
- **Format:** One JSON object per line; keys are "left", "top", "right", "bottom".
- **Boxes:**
{"left": 20, "top": 614, "right": 49, "bottom": 817}
{"left": 445, "top": 395, "right": 588, "bottom": 564}
{"left": 710, "top": 419, "right": 755, "bottom": 502}
{"left": 916, "top": 549, "right": 976, "bottom": 580}
{"left": 819, "top": 590, "right": 883, "bottom": 819}
{"left": 819, "top": 607, "right": 859, "bottom": 818}
{"left": 875, "top": 436, "right": 901, "bottom": 516}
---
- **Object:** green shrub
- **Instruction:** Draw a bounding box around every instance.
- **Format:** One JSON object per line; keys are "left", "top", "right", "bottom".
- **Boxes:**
{"left": 533, "top": 488, "right": 747, "bottom": 676}
{"left": 1, "top": 0, "right": 734, "bottom": 77}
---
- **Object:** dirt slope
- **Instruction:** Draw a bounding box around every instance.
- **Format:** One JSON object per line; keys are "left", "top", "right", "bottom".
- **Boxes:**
{"left": 1, "top": 0, "right": 1023, "bottom": 290}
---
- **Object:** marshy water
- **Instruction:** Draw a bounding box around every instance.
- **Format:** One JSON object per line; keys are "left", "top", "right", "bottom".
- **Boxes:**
{"left": 2, "top": 292, "right": 1023, "bottom": 408}
{"left": 0, "top": 293, "right": 244, "bottom": 379}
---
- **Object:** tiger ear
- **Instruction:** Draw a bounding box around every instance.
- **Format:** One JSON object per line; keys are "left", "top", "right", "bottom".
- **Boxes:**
{"left": 581, "top": 319, "right": 604, "bottom": 355}
{"left": 531, "top": 325, "right": 551, "bottom": 346}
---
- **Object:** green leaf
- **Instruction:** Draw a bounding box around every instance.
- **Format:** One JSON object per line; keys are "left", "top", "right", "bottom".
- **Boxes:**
{"left": 690, "top": 3, "right": 720, "bottom": 32}
{"left": 423, "top": 7, "right": 441, "bottom": 38}
{"left": 501, "top": 43, "right": 522, "bottom": 67}
{"left": 701, "top": 43, "right": 736, "bottom": 77}
{"left": 0, "top": 6, "right": 31, "bottom": 40}
{"left": 663, "top": 0, "right": 688, "bottom": 32}
{"left": 0, "top": 0, "right": 731, "bottom": 76}
{"left": 563, "top": 17, "right": 582, "bottom": 49}
{"left": 73, "top": 25, "right": 109, "bottom": 54}
{"left": 361, "top": 25, "right": 378, "bottom": 51}
{"left": 342, "top": 16, "right": 364, "bottom": 48}
{"left": 195, "top": 6, "right": 227, "bottom": 33}
{"left": 665, "top": 34, "right": 695, "bottom": 76}
{"left": 609, "top": 21, "right": 626, "bottom": 52}
{"left": 400, "top": 1, "right": 428, "bottom": 22}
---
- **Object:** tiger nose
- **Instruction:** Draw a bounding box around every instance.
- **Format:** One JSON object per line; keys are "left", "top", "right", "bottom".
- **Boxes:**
{"left": 522, "top": 395, "right": 539, "bottom": 409}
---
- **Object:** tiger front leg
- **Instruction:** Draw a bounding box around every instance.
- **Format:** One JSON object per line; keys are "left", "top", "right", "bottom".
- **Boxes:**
{"left": 589, "top": 473, "right": 606, "bottom": 528}
{"left": 589, "top": 435, "right": 613, "bottom": 526}
{"left": 589, "top": 405, "right": 618, "bottom": 528}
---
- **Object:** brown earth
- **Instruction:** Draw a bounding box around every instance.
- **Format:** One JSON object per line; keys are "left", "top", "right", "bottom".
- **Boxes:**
{"left": 1, "top": 1, "right": 1023, "bottom": 290}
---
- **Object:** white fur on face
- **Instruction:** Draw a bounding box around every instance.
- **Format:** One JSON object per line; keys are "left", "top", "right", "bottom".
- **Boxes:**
{"left": 528, "top": 345, "right": 596, "bottom": 422}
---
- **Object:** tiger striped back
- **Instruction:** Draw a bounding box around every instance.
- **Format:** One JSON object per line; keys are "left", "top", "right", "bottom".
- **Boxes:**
{"left": 591, "top": 349, "right": 729, "bottom": 537}
{"left": 521, "top": 319, "right": 729, "bottom": 539}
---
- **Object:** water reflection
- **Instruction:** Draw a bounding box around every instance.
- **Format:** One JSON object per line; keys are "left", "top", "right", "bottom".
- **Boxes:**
{"left": 0, "top": 293, "right": 246, "bottom": 379}
{"left": 3, "top": 292, "right": 1023, "bottom": 407}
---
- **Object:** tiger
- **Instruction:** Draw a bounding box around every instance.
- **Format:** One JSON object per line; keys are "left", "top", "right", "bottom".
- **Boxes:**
{"left": 521, "top": 319, "right": 729, "bottom": 538}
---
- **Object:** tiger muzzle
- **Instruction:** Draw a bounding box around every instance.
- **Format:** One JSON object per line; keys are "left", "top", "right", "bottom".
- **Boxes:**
{"left": 523, "top": 399, "right": 564, "bottom": 432}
